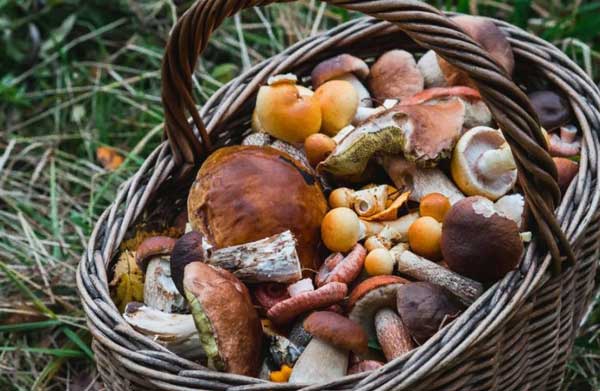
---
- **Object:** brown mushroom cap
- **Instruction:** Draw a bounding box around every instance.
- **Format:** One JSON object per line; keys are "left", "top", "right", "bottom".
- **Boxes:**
{"left": 368, "top": 50, "right": 424, "bottom": 101}
{"left": 347, "top": 275, "right": 408, "bottom": 340}
{"left": 183, "top": 262, "right": 262, "bottom": 376}
{"left": 188, "top": 146, "right": 327, "bottom": 272}
{"left": 311, "top": 54, "right": 369, "bottom": 89}
{"left": 554, "top": 157, "right": 578, "bottom": 192}
{"left": 304, "top": 311, "right": 368, "bottom": 356}
{"left": 441, "top": 196, "right": 524, "bottom": 283}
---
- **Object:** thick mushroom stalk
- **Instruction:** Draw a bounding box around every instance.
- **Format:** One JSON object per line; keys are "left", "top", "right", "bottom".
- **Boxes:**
{"left": 477, "top": 145, "right": 517, "bottom": 179}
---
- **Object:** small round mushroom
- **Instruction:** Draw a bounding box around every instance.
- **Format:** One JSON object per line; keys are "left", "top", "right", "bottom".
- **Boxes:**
{"left": 321, "top": 207, "right": 361, "bottom": 252}
{"left": 315, "top": 244, "right": 366, "bottom": 287}
{"left": 315, "top": 80, "right": 359, "bottom": 136}
{"left": 451, "top": 126, "right": 518, "bottom": 201}
{"left": 441, "top": 196, "right": 524, "bottom": 282}
{"left": 408, "top": 216, "right": 443, "bottom": 261}
{"left": 364, "top": 248, "right": 395, "bottom": 276}
{"left": 311, "top": 54, "right": 371, "bottom": 107}
{"left": 347, "top": 275, "right": 408, "bottom": 341}
{"left": 304, "top": 133, "right": 336, "bottom": 167}
{"left": 304, "top": 311, "right": 369, "bottom": 356}
{"left": 419, "top": 193, "right": 451, "bottom": 222}
{"left": 554, "top": 157, "right": 579, "bottom": 192}
{"left": 528, "top": 90, "right": 572, "bottom": 131}
{"left": 254, "top": 74, "right": 321, "bottom": 143}
{"left": 396, "top": 281, "right": 463, "bottom": 344}
{"left": 368, "top": 50, "right": 424, "bottom": 101}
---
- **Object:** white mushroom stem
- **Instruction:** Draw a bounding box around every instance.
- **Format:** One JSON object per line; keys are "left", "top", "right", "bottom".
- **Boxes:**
{"left": 144, "top": 258, "right": 186, "bottom": 313}
{"left": 494, "top": 194, "right": 525, "bottom": 227}
{"left": 476, "top": 145, "right": 517, "bottom": 179}
{"left": 352, "top": 99, "right": 397, "bottom": 125}
{"left": 358, "top": 212, "right": 420, "bottom": 242}
{"left": 289, "top": 338, "right": 348, "bottom": 384}
{"left": 335, "top": 73, "right": 372, "bottom": 108}
{"left": 288, "top": 278, "right": 314, "bottom": 297}
{"left": 207, "top": 230, "right": 302, "bottom": 284}
{"left": 561, "top": 125, "right": 578, "bottom": 143}
{"left": 353, "top": 185, "right": 393, "bottom": 217}
{"left": 381, "top": 156, "right": 464, "bottom": 204}
{"left": 390, "top": 244, "right": 483, "bottom": 305}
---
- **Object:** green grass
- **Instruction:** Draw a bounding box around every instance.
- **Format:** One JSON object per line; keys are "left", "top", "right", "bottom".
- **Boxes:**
{"left": 1, "top": 0, "right": 598, "bottom": 390}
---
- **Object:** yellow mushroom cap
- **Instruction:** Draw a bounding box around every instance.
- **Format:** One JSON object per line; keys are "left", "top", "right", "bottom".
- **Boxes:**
{"left": 364, "top": 248, "right": 394, "bottom": 276}
{"left": 419, "top": 193, "right": 451, "bottom": 222}
{"left": 408, "top": 216, "right": 443, "bottom": 261}
{"left": 328, "top": 188, "right": 353, "bottom": 209}
{"left": 321, "top": 207, "right": 360, "bottom": 252}
{"left": 315, "top": 80, "right": 359, "bottom": 136}
{"left": 304, "top": 133, "right": 336, "bottom": 167}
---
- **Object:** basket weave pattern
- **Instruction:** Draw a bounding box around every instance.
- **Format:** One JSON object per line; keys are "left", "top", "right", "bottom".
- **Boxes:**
{"left": 77, "top": 1, "right": 600, "bottom": 390}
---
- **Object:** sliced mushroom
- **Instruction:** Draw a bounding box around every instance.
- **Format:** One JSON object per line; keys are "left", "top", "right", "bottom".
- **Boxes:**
{"left": 368, "top": 50, "right": 424, "bottom": 101}
{"left": 451, "top": 126, "right": 517, "bottom": 200}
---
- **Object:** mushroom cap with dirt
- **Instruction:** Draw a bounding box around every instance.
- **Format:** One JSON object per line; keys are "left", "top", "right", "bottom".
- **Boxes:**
{"left": 441, "top": 196, "right": 524, "bottom": 283}
{"left": 188, "top": 145, "right": 327, "bottom": 273}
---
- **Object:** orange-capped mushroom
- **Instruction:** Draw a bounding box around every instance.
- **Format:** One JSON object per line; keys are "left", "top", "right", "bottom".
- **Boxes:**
{"left": 419, "top": 193, "right": 451, "bottom": 222}
{"left": 315, "top": 80, "right": 359, "bottom": 136}
{"left": 408, "top": 216, "right": 443, "bottom": 261}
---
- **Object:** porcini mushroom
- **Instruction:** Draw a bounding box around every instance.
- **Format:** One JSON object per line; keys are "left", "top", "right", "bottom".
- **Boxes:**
{"left": 374, "top": 308, "right": 414, "bottom": 361}
{"left": 311, "top": 54, "right": 371, "bottom": 107}
{"left": 441, "top": 196, "right": 524, "bottom": 282}
{"left": 254, "top": 74, "right": 321, "bottom": 143}
{"left": 368, "top": 50, "right": 424, "bottom": 101}
{"left": 315, "top": 244, "right": 366, "bottom": 287}
{"left": 315, "top": 80, "right": 359, "bottom": 136}
{"left": 548, "top": 125, "right": 581, "bottom": 157}
{"left": 396, "top": 282, "right": 464, "bottom": 344}
{"left": 304, "top": 311, "right": 369, "bottom": 356}
{"left": 348, "top": 275, "right": 408, "bottom": 341}
{"left": 438, "top": 15, "right": 514, "bottom": 86}
{"left": 451, "top": 126, "right": 518, "bottom": 200}
{"left": 188, "top": 146, "right": 327, "bottom": 273}
{"left": 528, "top": 90, "right": 572, "bottom": 131}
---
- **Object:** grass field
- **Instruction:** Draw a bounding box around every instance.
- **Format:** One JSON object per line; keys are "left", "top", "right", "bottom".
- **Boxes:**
{"left": 1, "top": 1, "right": 599, "bottom": 390}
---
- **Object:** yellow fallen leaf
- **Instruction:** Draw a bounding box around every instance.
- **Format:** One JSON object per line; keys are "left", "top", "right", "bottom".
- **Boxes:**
{"left": 110, "top": 250, "right": 144, "bottom": 312}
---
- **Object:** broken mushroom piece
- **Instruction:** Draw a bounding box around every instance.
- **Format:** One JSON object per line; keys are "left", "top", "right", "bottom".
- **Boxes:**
{"left": 315, "top": 244, "right": 366, "bottom": 287}
{"left": 328, "top": 185, "right": 397, "bottom": 218}
{"left": 441, "top": 196, "right": 524, "bottom": 283}
{"left": 319, "top": 98, "right": 466, "bottom": 178}
{"left": 176, "top": 262, "right": 262, "bottom": 376}
{"left": 529, "top": 90, "right": 572, "bottom": 131}
{"left": 396, "top": 282, "right": 464, "bottom": 344}
{"left": 188, "top": 146, "right": 327, "bottom": 273}
{"left": 375, "top": 308, "right": 415, "bottom": 361}
{"left": 267, "top": 282, "right": 347, "bottom": 325}
{"left": 254, "top": 74, "right": 321, "bottom": 143}
{"left": 548, "top": 125, "right": 581, "bottom": 157}
{"left": 311, "top": 54, "right": 371, "bottom": 107}
{"left": 348, "top": 275, "right": 408, "bottom": 341}
{"left": 494, "top": 193, "right": 526, "bottom": 228}
{"left": 315, "top": 80, "right": 359, "bottom": 136}
{"left": 554, "top": 157, "right": 579, "bottom": 192}
{"left": 369, "top": 50, "right": 424, "bottom": 101}
{"left": 451, "top": 126, "right": 518, "bottom": 200}
{"left": 438, "top": 15, "right": 514, "bottom": 87}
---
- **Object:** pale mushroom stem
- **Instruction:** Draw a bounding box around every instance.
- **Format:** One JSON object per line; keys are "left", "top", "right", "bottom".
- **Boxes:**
{"left": 477, "top": 146, "right": 516, "bottom": 179}
{"left": 357, "top": 212, "right": 419, "bottom": 242}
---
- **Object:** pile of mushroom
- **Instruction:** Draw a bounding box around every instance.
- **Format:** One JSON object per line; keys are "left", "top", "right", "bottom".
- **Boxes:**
{"left": 110, "top": 14, "right": 581, "bottom": 384}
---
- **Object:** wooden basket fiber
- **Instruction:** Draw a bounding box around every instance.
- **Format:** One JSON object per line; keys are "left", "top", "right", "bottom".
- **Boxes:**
{"left": 77, "top": 1, "right": 600, "bottom": 390}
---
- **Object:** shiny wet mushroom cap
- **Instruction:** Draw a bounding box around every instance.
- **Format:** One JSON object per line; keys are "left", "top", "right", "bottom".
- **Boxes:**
{"left": 303, "top": 311, "right": 368, "bottom": 356}
{"left": 368, "top": 50, "right": 424, "bottom": 101}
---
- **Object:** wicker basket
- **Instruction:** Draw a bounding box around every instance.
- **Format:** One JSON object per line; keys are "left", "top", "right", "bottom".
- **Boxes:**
{"left": 77, "top": 1, "right": 600, "bottom": 390}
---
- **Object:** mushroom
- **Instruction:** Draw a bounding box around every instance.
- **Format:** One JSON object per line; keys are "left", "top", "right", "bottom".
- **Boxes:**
{"left": 311, "top": 54, "right": 371, "bottom": 107}
{"left": 123, "top": 302, "right": 203, "bottom": 359}
{"left": 290, "top": 311, "right": 368, "bottom": 383}
{"left": 328, "top": 185, "right": 397, "bottom": 217}
{"left": 374, "top": 308, "right": 415, "bottom": 361}
{"left": 368, "top": 50, "right": 424, "bottom": 101}
{"left": 347, "top": 275, "right": 408, "bottom": 341}
{"left": 315, "top": 244, "right": 366, "bottom": 287}
{"left": 353, "top": 99, "right": 398, "bottom": 125}
{"left": 315, "top": 80, "right": 359, "bottom": 136}
{"left": 396, "top": 282, "right": 464, "bottom": 344}
{"left": 381, "top": 156, "right": 465, "bottom": 204}
{"left": 170, "top": 230, "right": 302, "bottom": 285}
{"left": 267, "top": 282, "right": 347, "bottom": 325}
{"left": 254, "top": 74, "right": 321, "bottom": 143}
{"left": 135, "top": 236, "right": 177, "bottom": 269}
{"left": 304, "top": 133, "right": 336, "bottom": 167}
{"left": 173, "top": 261, "right": 262, "bottom": 376}
{"left": 321, "top": 207, "right": 419, "bottom": 252}
{"left": 451, "top": 126, "right": 517, "bottom": 200}
{"left": 494, "top": 193, "right": 526, "bottom": 228}
{"left": 441, "top": 196, "right": 524, "bottom": 283}
{"left": 288, "top": 278, "right": 315, "bottom": 297}
{"left": 347, "top": 360, "right": 384, "bottom": 374}
{"left": 528, "top": 90, "right": 572, "bottom": 131}
{"left": 417, "top": 50, "right": 446, "bottom": 88}
{"left": 548, "top": 125, "right": 581, "bottom": 157}
{"left": 407, "top": 216, "right": 443, "bottom": 261}
{"left": 419, "top": 193, "right": 451, "bottom": 222}
{"left": 390, "top": 244, "right": 484, "bottom": 305}
{"left": 438, "top": 15, "right": 514, "bottom": 87}
{"left": 242, "top": 132, "right": 313, "bottom": 172}
{"left": 188, "top": 145, "right": 327, "bottom": 273}
{"left": 364, "top": 248, "right": 395, "bottom": 276}
{"left": 554, "top": 157, "right": 579, "bottom": 192}
{"left": 319, "top": 98, "right": 466, "bottom": 177}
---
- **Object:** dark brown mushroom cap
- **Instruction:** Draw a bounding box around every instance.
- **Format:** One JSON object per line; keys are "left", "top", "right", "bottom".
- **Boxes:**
{"left": 368, "top": 50, "right": 424, "bottom": 101}
{"left": 441, "top": 196, "right": 524, "bottom": 283}
{"left": 303, "top": 311, "right": 368, "bottom": 356}
{"left": 188, "top": 145, "right": 328, "bottom": 273}
{"left": 311, "top": 54, "right": 369, "bottom": 89}
{"left": 528, "top": 90, "right": 572, "bottom": 131}
{"left": 183, "top": 262, "right": 262, "bottom": 376}
{"left": 170, "top": 231, "right": 208, "bottom": 296}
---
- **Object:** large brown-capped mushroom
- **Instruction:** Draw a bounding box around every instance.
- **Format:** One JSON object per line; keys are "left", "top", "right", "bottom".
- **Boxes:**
{"left": 347, "top": 275, "right": 408, "bottom": 341}
{"left": 188, "top": 146, "right": 327, "bottom": 273}
{"left": 438, "top": 15, "right": 514, "bottom": 87}
{"left": 368, "top": 50, "right": 424, "bottom": 101}
{"left": 451, "top": 126, "right": 517, "bottom": 200}
{"left": 319, "top": 98, "right": 466, "bottom": 177}
{"left": 174, "top": 261, "right": 262, "bottom": 376}
{"left": 441, "top": 196, "right": 524, "bottom": 283}
{"left": 528, "top": 90, "right": 572, "bottom": 131}
{"left": 311, "top": 54, "right": 371, "bottom": 108}
{"left": 374, "top": 308, "right": 414, "bottom": 361}
{"left": 254, "top": 74, "right": 321, "bottom": 143}
{"left": 396, "top": 282, "right": 464, "bottom": 344}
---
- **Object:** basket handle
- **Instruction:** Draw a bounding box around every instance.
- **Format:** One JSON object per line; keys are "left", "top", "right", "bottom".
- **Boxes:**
{"left": 161, "top": 0, "right": 574, "bottom": 272}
